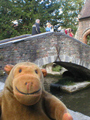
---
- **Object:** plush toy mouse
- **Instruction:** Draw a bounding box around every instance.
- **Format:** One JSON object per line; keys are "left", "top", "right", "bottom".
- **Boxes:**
{"left": 0, "top": 62, "right": 73, "bottom": 120}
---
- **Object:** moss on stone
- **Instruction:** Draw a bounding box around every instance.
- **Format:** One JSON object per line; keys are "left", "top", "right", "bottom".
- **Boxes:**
{"left": 0, "top": 70, "right": 4, "bottom": 76}
{"left": 0, "top": 55, "right": 4, "bottom": 60}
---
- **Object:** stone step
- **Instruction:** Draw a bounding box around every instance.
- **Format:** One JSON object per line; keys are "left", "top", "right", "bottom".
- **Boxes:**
{"left": 69, "top": 109, "right": 90, "bottom": 120}
{"left": 50, "top": 82, "right": 90, "bottom": 93}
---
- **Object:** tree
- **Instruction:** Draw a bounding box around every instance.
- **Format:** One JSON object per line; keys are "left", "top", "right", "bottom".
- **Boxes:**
{"left": 0, "top": 0, "right": 84, "bottom": 40}
{"left": 0, "top": 0, "right": 61, "bottom": 40}
{"left": 0, "top": 0, "right": 23, "bottom": 40}
{"left": 11, "top": 0, "right": 61, "bottom": 33}
{"left": 58, "top": 0, "right": 84, "bottom": 33}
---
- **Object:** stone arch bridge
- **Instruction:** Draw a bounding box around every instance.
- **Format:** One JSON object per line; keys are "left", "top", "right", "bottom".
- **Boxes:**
{"left": 0, "top": 32, "right": 90, "bottom": 79}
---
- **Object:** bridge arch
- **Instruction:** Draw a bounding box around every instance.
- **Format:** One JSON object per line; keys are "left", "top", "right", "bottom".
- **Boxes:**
{"left": 34, "top": 55, "right": 57, "bottom": 67}
{"left": 0, "top": 32, "right": 90, "bottom": 79}
{"left": 33, "top": 53, "right": 90, "bottom": 80}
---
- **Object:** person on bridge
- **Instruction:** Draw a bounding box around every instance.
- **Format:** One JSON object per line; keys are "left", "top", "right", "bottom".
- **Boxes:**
{"left": 32, "top": 19, "right": 41, "bottom": 35}
{"left": 69, "top": 28, "right": 74, "bottom": 37}
{"left": 65, "top": 28, "right": 74, "bottom": 37}
{"left": 45, "top": 22, "right": 54, "bottom": 32}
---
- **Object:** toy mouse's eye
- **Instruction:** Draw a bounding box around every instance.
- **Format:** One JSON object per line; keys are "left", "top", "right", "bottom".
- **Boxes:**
{"left": 35, "top": 70, "right": 38, "bottom": 74}
{"left": 19, "top": 69, "right": 22, "bottom": 73}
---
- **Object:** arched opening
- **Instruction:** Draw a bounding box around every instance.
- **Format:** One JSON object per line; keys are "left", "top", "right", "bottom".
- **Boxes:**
{"left": 83, "top": 29, "right": 90, "bottom": 44}
{"left": 87, "top": 34, "right": 90, "bottom": 45}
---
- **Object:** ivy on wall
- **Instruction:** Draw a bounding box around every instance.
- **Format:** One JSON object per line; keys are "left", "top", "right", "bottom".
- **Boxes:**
{"left": 0, "top": 54, "right": 4, "bottom": 60}
{"left": 87, "top": 35, "right": 90, "bottom": 45}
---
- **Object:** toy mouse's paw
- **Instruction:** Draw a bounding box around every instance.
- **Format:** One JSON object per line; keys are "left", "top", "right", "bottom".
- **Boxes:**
{"left": 62, "top": 113, "right": 73, "bottom": 120}
{"left": 4, "top": 64, "right": 14, "bottom": 75}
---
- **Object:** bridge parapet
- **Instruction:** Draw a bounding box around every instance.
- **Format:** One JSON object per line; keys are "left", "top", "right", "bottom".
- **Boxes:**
{"left": 0, "top": 32, "right": 90, "bottom": 79}
{"left": 55, "top": 32, "right": 90, "bottom": 68}
{"left": 54, "top": 32, "right": 90, "bottom": 79}
{"left": 0, "top": 32, "right": 57, "bottom": 68}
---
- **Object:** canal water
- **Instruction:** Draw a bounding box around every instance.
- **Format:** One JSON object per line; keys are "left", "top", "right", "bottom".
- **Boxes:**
{"left": 1, "top": 75, "right": 90, "bottom": 117}
{"left": 51, "top": 87, "right": 90, "bottom": 116}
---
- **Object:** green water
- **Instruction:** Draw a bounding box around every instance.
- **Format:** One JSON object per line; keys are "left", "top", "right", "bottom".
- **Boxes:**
{"left": 51, "top": 88, "right": 90, "bottom": 116}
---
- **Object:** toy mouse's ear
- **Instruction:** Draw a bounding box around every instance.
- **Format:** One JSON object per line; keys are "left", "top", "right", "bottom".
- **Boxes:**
{"left": 41, "top": 69, "right": 47, "bottom": 77}
{"left": 4, "top": 64, "right": 14, "bottom": 75}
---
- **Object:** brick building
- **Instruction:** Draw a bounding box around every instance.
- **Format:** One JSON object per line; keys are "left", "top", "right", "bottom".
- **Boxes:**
{"left": 75, "top": 0, "right": 90, "bottom": 44}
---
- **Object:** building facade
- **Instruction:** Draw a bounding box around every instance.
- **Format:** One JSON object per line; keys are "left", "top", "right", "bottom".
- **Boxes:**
{"left": 75, "top": 0, "right": 90, "bottom": 44}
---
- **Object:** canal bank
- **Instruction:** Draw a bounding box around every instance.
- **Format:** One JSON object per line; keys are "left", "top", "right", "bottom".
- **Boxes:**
{"left": 44, "top": 73, "right": 90, "bottom": 117}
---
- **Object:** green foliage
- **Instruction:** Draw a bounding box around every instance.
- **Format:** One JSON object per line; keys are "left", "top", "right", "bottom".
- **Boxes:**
{"left": 87, "top": 35, "right": 90, "bottom": 45}
{"left": 0, "top": 0, "right": 84, "bottom": 40}
{"left": 0, "top": 70, "right": 4, "bottom": 76}
{"left": 46, "top": 74, "right": 62, "bottom": 79}
{"left": 52, "top": 65, "right": 62, "bottom": 72}
{"left": 46, "top": 74, "right": 75, "bottom": 86}
{"left": 59, "top": 0, "right": 84, "bottom": 33}
{"left": 0, "top": 54, "right": 4, "bottom": 60}
{"left": 56, "top": 77, "right": 75, "bottom": 86}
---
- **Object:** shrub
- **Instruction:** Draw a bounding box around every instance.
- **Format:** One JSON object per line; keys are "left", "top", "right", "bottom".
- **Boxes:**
{"left": 52, "top": 65, "right": 62, "bottom": 72}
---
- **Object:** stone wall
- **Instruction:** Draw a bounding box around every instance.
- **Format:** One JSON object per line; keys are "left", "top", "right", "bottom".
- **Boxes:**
{"left": 75, "top": 18, "right": 90, "bottom": 43}
{"left": 0, "top": 32, "right": 90, "bottom": 78}
{"left": 0, "top": 32, "right": 57, "bottom": 69}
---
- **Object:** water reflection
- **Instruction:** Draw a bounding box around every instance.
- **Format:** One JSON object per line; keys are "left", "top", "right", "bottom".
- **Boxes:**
{"left": 51, "top": 88, "right": 90, "bottom": 116}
